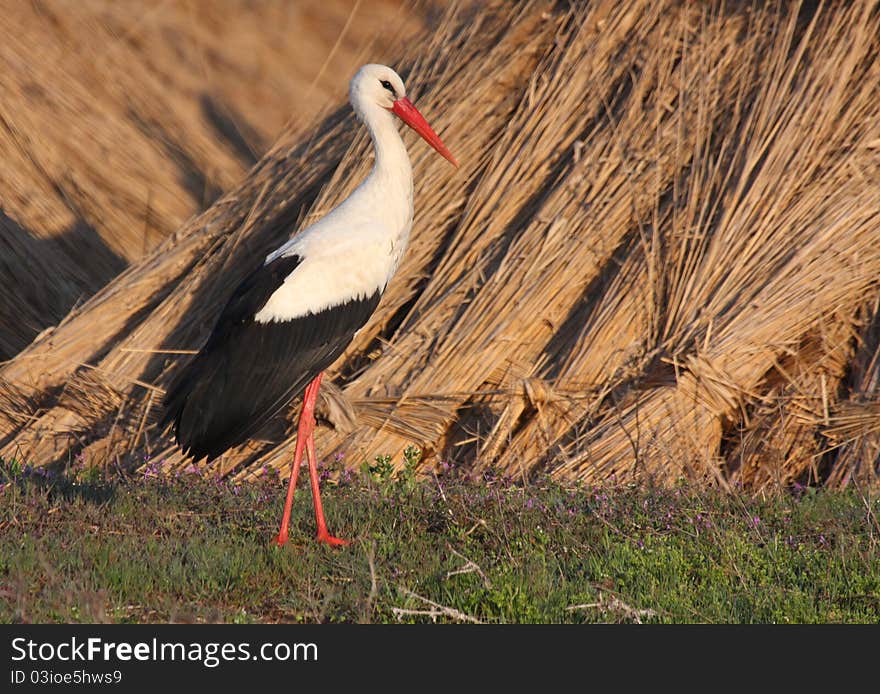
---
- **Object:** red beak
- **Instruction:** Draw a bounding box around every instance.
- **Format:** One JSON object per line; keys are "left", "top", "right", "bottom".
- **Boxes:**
{"left": 392, "top": 97, "right": 458, "bottom": 167}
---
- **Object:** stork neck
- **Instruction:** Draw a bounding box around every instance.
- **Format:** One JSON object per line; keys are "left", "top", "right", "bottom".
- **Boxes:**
{"left": 354, "top": 108, "right": 413, "bottom": 239}
{"left": 367, "top": 110, "right": 412, "bottom": 189}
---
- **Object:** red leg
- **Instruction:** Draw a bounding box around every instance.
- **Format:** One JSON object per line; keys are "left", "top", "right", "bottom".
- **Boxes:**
{"left": 273, "top": 376, "right": 319, "bottom": 546}
{"left": 274, "top": 372, "right": 348, "bottom": 547}
{"left": 305, "top": 422, "right": 349, "bottom": 547}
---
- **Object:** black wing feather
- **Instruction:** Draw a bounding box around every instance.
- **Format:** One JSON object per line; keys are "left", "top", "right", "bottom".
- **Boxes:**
{"left": 162, "top": 254, "right": 381, "bottom": 460}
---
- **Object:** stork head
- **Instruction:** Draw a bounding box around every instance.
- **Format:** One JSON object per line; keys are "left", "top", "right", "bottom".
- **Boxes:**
{"left": 349, "top": 63, "right": 457, "bottom": 167}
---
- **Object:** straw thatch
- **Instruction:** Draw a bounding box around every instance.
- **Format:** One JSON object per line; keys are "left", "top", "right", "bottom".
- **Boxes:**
{"left": 2, "top": 0, "right": 880, "bottom": 491}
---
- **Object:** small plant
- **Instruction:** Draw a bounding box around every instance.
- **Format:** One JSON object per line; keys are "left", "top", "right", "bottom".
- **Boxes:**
{"left": 360, "top": 446, "right": 422, "bottom": 489}
{"left": 400, "top": 445, "right": 423, "bottom": 493}
{"left": 0, "top": 457, "right": 24, "bottom": 481}
{"left": 365, "top": 454, "right": 395, "bottom": 483}
{"left": 403, "top": 445, "right": 422, "bottom": 473}
{"left": 75, "top": 465, "right": 104, "bottom": 485}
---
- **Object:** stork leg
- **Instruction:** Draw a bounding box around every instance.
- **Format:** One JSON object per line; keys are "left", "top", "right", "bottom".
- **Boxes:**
{"left": 305, "top": 422, "right": 349, "bottom": 547}
{"left": 274, "top": 372, "right": 348, "bottom": 547}
{"left": 273, "top": 389, "right": 310, "bottom": 547}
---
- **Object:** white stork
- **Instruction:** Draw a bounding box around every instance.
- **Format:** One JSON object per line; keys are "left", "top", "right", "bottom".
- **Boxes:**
{"left": 162, "top": 64, "right": 456, "bottom": 547}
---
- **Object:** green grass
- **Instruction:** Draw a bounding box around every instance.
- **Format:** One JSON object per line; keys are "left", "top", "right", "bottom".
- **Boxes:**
{"left": 1, "top": 456, "right": 879, "bottom": 623}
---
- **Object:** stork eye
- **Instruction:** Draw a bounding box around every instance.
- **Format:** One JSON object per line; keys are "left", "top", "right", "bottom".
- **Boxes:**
{"left": 380, "top": 79, "right": 396, "bottom": 95}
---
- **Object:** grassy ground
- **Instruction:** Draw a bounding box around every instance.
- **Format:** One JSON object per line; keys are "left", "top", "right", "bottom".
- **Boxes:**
{"left": 2, "top": 456, "right": 879, "bottom": 624}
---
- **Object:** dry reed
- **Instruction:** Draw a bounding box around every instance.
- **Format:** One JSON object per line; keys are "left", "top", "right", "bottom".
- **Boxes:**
{"left": 2, "top": 0, "right": 879, "bottom": 491}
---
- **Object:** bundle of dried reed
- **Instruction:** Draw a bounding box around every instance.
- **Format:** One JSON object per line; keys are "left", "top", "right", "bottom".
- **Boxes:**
{"left": 3, "top": 0, "right": 880, "bottom": 491}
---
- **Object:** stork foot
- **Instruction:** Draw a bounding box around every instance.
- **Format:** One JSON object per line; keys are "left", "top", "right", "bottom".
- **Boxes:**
{"left": 316, "top": 532, "right": 349, "bottom": 547}
{"left": 273, "top": 531, "right": 289, "bottom": 547}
